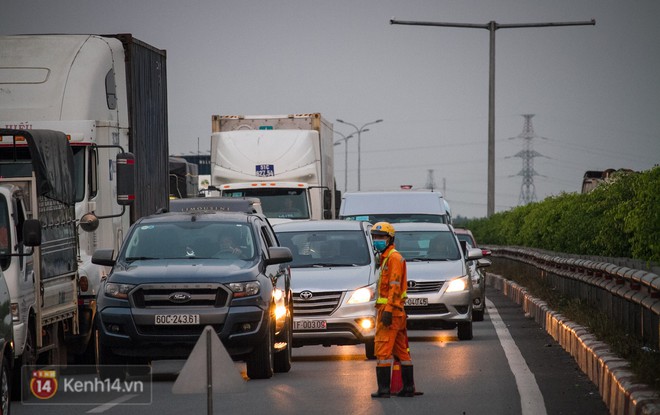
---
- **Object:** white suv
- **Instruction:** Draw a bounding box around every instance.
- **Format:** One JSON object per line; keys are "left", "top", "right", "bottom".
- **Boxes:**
{"left": 393, "top": 223, "right": 485, "bottom": 340}
{"left": 273, "top": 220, "right": 377, "bottom": 359}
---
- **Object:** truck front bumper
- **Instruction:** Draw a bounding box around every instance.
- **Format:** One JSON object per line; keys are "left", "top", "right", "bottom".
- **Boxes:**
{"left": 97, "top": 304, "right": 270, "bottom": 360}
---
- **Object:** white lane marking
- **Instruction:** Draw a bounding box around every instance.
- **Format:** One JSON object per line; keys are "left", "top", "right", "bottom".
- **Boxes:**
{"left": 87, "top": 394, "right": 139, "bottom": 413}
{"left": 486, "top": 298, "right": 547, "bottom": 415}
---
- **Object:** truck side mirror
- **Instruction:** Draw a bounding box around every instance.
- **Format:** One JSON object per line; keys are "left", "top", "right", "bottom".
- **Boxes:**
{"left": 79, "top": 212, "right": 100, "bottom": 232}
{"left": 23, "top": 219, "right": 42, "bottom": 247}
{"left": 117, "top": 152, "right": 135, "bottom": 206}
{"left": 323, "top": 189, "right": 331, "bottom": 210}
{"left": 323, "top": 188, "right": 333, "bottom": 219}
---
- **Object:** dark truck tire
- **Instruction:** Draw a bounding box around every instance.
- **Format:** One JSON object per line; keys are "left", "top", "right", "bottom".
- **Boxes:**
{"left": 96, "top": 331, "right": 128, "bottom": 381}
{"left": 246, "top": 318, "right": 274, "bottom": 379}
{"left": 11, "top": 326, "right": 37, "bottom": 401}
{"left": 1, "top": 355, "right": 11, "bottom": 413}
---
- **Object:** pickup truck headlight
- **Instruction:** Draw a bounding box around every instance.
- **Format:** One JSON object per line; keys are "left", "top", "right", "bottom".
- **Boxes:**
{"left": 347, "top": 284, "right": 376, "bottom": 304}
{"left": 228, "top": 281, "right": 261, "bottom": 298}
{"left": 446, "top": 276, "right": 468, "bottom": 293}
{"left": 104, "top": 283, "right": 135, "bottom": 299}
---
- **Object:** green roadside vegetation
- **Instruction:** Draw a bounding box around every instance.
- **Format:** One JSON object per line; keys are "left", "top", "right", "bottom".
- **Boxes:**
{"left": 460, "top": 166, "right": 659, "bottom": 391}
{"left": 464, "top": 166, "right": 660, "bottom": 263}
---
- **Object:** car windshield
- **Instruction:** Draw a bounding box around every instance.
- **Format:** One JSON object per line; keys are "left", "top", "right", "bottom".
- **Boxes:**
{"left": 395, "top": 230, "right": 461, "bottom": 261}
{"left": 276, "top": 230, "right": 371, "bottom": 267}
{"left": 122, "top": 221, "right": 256, "bottom": 260}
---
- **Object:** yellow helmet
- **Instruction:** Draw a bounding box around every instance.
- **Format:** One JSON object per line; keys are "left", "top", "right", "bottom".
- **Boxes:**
{"left": 371, "top": 222, "right": 395, "bottom": 237}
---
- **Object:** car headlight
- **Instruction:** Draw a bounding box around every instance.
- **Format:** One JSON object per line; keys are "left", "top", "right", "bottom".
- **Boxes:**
{"left": 272, "top": 288, "right": 287, "bottom": 320}
{"left": 104, "top": 283, "right": 135, "bottom": 299}
{"left": 347, "top": 285, "right": 375, "bottom": 304}
{"left": 228, "top": 281, "right": 261, "bottom": 298}
{"left": 446, "top": 276, "right": 468, "bottom": 293}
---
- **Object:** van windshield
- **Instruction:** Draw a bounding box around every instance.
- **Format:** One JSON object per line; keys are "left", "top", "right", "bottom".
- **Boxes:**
{"left": 342, "top": 213, "right": 447, "bottom": 224}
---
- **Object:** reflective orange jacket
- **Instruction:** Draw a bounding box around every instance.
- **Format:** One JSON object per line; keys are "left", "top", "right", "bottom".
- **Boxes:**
{"left": 376, "top": 245, "right": 408, "bottom": 316}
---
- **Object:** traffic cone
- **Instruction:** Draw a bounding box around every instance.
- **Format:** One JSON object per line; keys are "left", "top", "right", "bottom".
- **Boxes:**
{"left": 390, "top": 359, "right": 403, "bottom": 394}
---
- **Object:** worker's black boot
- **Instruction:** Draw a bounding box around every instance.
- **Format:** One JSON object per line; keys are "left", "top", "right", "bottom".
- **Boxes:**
{"left": 371, "top": 366, "right": 391, "bottom": 398}
{"left": 397, "top": 365, "right": 421, "bottom": 397}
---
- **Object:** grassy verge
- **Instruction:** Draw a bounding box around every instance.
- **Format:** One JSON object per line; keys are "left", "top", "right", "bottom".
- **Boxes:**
{"left": 489, "top": 259, "right": 660, "bottom": 392}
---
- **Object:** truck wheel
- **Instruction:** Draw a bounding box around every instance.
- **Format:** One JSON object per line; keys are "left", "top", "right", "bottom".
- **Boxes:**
{"left": 246, "top": 319, "right": 274, "bottom": 379}
{"left": 96, "top": 331, "right": 127, "bottom": 381}
{"left": 364, "top": 339, "right": 376, "bottom": 360}
{"left": 457, "top": 321, "right": 473, "bottom": 341}
{"left": 274, "top": 313, "right": 292, "bottom": 373}
{"left": 1, "top": 356, "right": 10, "bottom": 414}
{"left": 11, "top": 327, "right": 36, "bottom": 401}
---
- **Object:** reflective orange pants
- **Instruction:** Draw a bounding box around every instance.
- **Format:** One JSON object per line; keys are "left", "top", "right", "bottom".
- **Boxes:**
{"left": 375, "top": 309, "right": 411, "bottom": 365}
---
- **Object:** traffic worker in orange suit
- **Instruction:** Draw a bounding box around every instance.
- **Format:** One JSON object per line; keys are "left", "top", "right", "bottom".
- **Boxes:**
{"left": 370, "top": 222, "right": 419, "bottom": 398}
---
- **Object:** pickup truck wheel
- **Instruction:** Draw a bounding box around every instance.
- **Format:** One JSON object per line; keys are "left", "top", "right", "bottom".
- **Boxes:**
{"left": 246, "top": 319, "right": 274, "bottom": 379}
{"left": 75, "top": 326, "right": 97, "bottom": 365}
{"left": 457, "top": 321, "right": 473, "bottom": 341}
{"left": 96, "top": 331, "right": 128, "bottom": 381}
{"left": 274, "top": 312, "right": 292, "bottom": 373}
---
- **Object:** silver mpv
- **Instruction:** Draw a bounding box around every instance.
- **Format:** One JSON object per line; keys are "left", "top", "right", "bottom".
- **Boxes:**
{"left": 393, "top": 223, "right": 485, "bottom": 340}
{"left": 273, "top": 220, "right": 377, "bottom": 359}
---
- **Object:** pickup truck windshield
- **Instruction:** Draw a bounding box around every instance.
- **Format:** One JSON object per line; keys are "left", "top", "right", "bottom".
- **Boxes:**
{"left": 123, "top": 221, "right": 256, "bottom": 260}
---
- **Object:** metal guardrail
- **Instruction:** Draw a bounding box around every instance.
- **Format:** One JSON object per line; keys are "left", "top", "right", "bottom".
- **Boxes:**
{"left": 484, "top": 245, "right": 660, "bottom": 350}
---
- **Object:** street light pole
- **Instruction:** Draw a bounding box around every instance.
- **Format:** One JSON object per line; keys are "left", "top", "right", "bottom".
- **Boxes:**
{"left": 334, "top": 131, "right": 358, "bottom": 193}
{"left": 336, "top": 118, "right": 383, "bottom": 191}
{"left": 390, "top": 18, "right": 595, "bottom": 217}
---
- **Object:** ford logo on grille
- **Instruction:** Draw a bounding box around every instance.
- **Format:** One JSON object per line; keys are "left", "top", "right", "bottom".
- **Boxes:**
{"left": 299, "top": 290, "right": 313, "bottom": 300}
{"left": 169, "top": 292, "right": 192, "bottom": 303}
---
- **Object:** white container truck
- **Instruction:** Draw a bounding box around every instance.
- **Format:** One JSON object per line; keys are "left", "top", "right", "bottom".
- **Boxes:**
{"left": 209, "top": 114, "right": 338, "bottom": 220}
{"left": 0, "top": 34, "right": 170, "bottom": 364}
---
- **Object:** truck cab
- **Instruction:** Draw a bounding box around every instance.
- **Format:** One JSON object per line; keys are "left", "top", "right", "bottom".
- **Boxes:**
{"left": 209, "top": 114, "right": 338, "bottom": 221}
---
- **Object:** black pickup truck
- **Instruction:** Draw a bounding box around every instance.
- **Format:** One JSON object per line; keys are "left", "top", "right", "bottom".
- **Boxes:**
{"left": 92, "top": 210, "right": 293, "bottom": 379}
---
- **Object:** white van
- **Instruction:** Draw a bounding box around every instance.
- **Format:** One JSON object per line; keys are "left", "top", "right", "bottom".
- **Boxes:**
{"left": 339, "top": 191, "right": 451, "bottom": 224}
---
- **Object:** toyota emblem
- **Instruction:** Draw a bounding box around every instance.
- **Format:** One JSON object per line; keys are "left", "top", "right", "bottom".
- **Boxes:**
{"left": 299, "top": 290, "right": 313, "bottom": 300}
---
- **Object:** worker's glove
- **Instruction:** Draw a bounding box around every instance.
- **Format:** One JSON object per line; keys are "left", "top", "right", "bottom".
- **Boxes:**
{"left": 380, "top": 311, "right": 393, "bottom": 327}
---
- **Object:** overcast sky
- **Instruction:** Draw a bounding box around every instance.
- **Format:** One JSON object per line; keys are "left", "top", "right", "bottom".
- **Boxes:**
{"left": 3, "top": 0, "right": 658, "bottom": 218}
